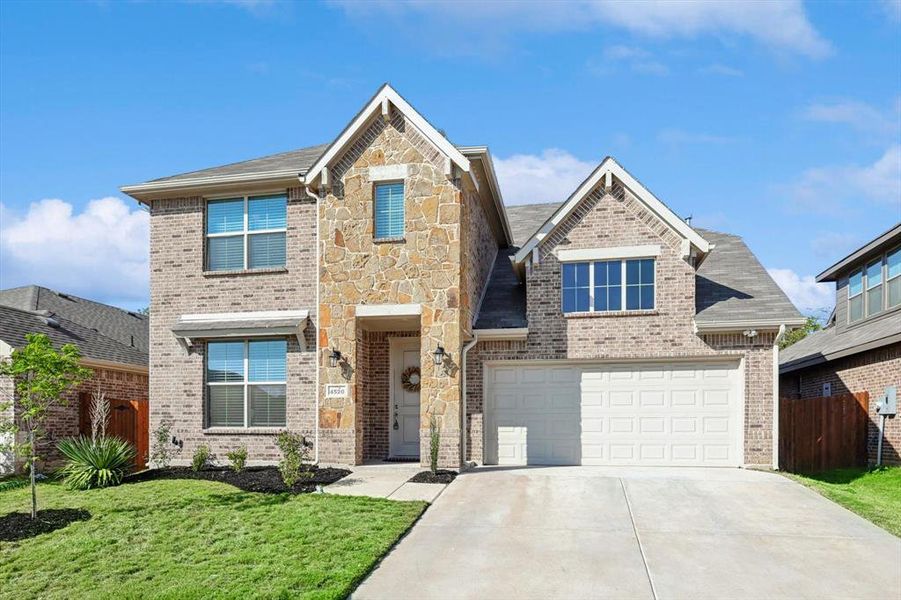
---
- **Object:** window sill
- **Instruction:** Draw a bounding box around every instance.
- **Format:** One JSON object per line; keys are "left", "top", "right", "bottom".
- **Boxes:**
{"left": 202, "top": 267, "right": 288, "bottom": 277}
{"left": 564, "top": 309, "right": 659, "bottom": 319}
{"left": 202, "top": 427, "right": 284, "bottom": 436}
{"left": 373, "top": 236, "right": 406, "bottom": 244}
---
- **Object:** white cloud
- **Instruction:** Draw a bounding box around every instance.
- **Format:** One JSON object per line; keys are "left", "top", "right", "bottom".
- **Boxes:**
{"left": 802, "top": 98, "right": 901, "bottom": 136}
{"left": 767, "top": 268, "right": 834, "bottom": 315}
{"left": 494, "top": 149, "right": 596, "bottom": 206}
{"left": 882, "top": 0, "right": 901, "bottom": 22}
{"left": 809, "top": 232, "right": 860, "bottom": 259}
{"left": 657, "top": 128, "right": 736, "bottom": 145}
{"left": 0, "top": 197, "right": 149, "bottom": 308}
{"left": 783, "top": 145, "right": 901, "bottom": 213}
{"left": 333, "top": 0, "right": 831, "bottom": 58}
{"left": 698, "top": 63, "right": 744, "bottom": 77}
{"left": 590, "top": 45, "right": 669, "bottom": 76}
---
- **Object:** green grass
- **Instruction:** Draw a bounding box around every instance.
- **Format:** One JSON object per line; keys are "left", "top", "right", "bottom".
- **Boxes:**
{"left": 0, "top": 479, "right": 426, "bottom": 599}
{"left": 788, "top": 467, "right": 901, "bottom": 537}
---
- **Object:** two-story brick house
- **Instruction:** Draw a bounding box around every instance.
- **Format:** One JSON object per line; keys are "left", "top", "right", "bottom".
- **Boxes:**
{"left": 780, "top": 224, "right": 900, "bottom": 465}
{"left": 122, "top": 84, "right": 803, "bottom": 469}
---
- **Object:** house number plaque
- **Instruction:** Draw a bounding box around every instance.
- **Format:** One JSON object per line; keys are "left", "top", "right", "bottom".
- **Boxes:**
{"left": 325, "top": 384, "right": 349, "bottom": 399}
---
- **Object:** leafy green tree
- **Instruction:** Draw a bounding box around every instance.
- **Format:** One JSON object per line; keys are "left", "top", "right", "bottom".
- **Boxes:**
{"left": 779, "top": 316, "right": 824, "bottom": 350}
{"left": 0, "top": 333, "right": 91, "bottom": 518}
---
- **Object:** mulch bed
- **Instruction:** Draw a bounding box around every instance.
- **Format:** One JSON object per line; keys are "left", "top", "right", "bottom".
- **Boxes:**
{"left": 0, "top": 509, "right": 91, "bottom": 542}
{"left": 127, "top": 466, "right": 351, "bottom": 494}
{"left": 408, "top": 470, "right": 457, "bottom": 484}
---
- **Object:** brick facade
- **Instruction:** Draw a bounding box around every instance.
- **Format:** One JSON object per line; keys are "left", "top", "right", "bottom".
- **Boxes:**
{"left": 780, "top": 342, "right": 901, "bottom": 465}
{"left": 465, "top": 185, "right": 780, "bottom": 467}
{"left": 2, "top": 365, "right": 148, "bottom": 473}
{"left": 148, "top": 187, "right": 317, "bottom": 467}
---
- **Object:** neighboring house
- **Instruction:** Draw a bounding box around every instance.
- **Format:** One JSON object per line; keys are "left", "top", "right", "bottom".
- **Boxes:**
{"left": 121, "top": 84, "right": 803, "bottom": 470}
{"left": 780, "top": 224, "right": 901, "bottom": 465}
{"left": 0, "top": 286, "right": 149, "bottom": 473}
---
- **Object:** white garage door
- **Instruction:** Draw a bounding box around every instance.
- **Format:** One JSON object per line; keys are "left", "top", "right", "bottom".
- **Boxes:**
{"left": 485, "top": 361, "right": 742, "bottom": 467}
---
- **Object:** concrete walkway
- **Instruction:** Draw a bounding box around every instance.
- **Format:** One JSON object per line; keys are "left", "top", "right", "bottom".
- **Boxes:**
{"left": 324, "top": 463, "right": 446, "bottom": 502}
{"left": 353, "top": 466, "right": 901, "bottom": 599}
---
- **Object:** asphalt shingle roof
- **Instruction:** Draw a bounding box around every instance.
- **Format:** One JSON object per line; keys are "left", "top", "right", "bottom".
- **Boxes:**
{"left": 474, "top": 206, "right": 802, "bottom": 330}
{"left": 0, "top": 286, "right": 148, "bottom": 367}
{"left": 779, "top": 311, "right": 901, "bottom": 372}
{"left": 148, "top": 143, "right": 330, "bottom": 183}
{"left": 694, "top": 229, "right": 802, "bottom": 325}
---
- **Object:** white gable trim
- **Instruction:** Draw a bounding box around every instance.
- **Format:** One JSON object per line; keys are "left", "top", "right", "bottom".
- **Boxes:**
{"left": 513, "top": 157, "right": 710, "bottom": 264}
{"left": 304, "top": 84, "right": 470, "bottom": 186}
{"left": 556, "top": 244, "right": 661, "bottom": 263}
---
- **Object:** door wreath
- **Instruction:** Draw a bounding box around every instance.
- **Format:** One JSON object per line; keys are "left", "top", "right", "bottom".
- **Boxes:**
{"left": 401, "top": 366, "right": 421, "bottom": 392}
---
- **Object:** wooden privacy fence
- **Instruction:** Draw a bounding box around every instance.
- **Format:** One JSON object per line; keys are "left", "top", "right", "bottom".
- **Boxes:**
{"left": 779, "top": 392, "right": 869, "bottom": 473}
{"left": 79, "top": 394, "right": 150, "bottom": 471}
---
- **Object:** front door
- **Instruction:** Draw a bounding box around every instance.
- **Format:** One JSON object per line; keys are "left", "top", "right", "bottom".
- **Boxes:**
{"left": 389, "top": 338, "right": 421, "bottom": 458}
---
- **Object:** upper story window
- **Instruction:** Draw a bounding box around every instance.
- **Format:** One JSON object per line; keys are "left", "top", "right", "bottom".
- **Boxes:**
{"left": 562, "top": 258, "right": 655, "bottom": 314}
{"left": 888, "top": 246, "right": 901, "bottom": 309}
{"left": 865, "top": 258, "right": 884, "bottom": 316}
{"left": 374, "top": 182, "right": 404, "bottom": 239}
{"left": 848, "top": 269, "right": 863, "bottom": 322}
{"left": 206, "top": 339, "right": 287, "bottom": 428}
{"left": 206, "top": 193, "right": 287, "bottom": 271}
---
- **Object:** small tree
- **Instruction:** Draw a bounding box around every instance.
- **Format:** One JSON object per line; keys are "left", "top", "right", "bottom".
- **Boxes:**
{"left": 0, "top": 333, "right": 91, "bottom": 519}
{"left": 779, "top": 315, "right": 824, "bottom": 350}
{"left": 89, "top": 387, "right": 109, "bottom": 443}
{"left": 429, "top": 414, "right": 440, "bottom": 475}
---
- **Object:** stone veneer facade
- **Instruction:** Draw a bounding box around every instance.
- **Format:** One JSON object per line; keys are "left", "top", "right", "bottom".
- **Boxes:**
{"left": 148, "top": 187, "right": 317, "bottom": 466}
{"left": 780, "top": 342, "right": 901, "bottom": 465}
{"left": 318, "top": 112, "right": 470, "bottom": 467}
{"left": 465, "top": 185, "right": 780, "bottom": 467}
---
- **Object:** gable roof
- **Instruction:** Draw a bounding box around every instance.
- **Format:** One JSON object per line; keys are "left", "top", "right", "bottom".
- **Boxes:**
{"left": 304, "top": 83, "right": 470, "bottom": 187}
{"left": 779, "top": 310, "right": 901, "bottom": 373}
{"left": 0, "top": 286, "right": 148, "bottom": 368}
{"left": 816, "top": 222, "right": 901, "bottom": 282}
{"left": 513, "top": 157, "right": 710, "bottom": 264}
{"left": 694, "top": 229, "right": 804, "bottom": 330}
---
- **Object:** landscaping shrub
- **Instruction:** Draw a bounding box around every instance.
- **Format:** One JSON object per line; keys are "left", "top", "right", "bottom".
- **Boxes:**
{"left": 226, "top": 446, "right": 247, "bottom": 473}
{"left": 275, "top": 431, "right": 312, "bottom": 487}
{"left": 150, "top": 421, "right": 180, "bottom": 469}
{"left": 192, "top": 444, "right": 211, "bottom": 472}
{"left": 57, "top": 436, "right": 136, "bottom": 490}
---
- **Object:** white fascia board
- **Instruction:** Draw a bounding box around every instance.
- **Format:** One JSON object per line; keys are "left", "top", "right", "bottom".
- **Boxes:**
{"left": 120, "top": 171, "right": 301, "bottom": 204}
{"left": 513, "top": 157, "right": 711, "bottom": 264}
{"left": 474, "top": 328, "right": 529, "bottom": 341}
{"left": 356, "top": 303, "right": 422, "bottom": 318}
{"left": 556, "top": 245, "right": 661, "bottom": 263}
{"left": 695, "top": 317, "right": 807, "bottom": 333}
{"left": 180, "top": 310, "right": 310, "bottom": 323}
{"left": 459, "top": 146, "right": 514, "bottom": 246}
{"left": 304, "top": 84, "right": 470, "bottom": 186}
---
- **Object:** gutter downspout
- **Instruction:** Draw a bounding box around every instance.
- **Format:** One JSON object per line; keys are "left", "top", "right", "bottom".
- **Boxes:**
{"left": 461, "top": 334, "right": 479, "bottom": 470}
{"left": 772, "top": 324, "right": 787, "bottom": 470}
{"left": 303, "top": 179, "right": 322, "bottom": 463}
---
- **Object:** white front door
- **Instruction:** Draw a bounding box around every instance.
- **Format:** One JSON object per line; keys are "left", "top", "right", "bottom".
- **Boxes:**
{"left": 390, "top": 338, "right": 421, "bottom": 458}
{"left": 486, "top": 361, "right": 742, "bottom": 467}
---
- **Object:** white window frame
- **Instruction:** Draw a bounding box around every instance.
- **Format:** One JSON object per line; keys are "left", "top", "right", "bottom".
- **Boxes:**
{"left": 864, "top": 258, "right": 884, "bottom": 317}
{"left": 206, "top": 339, "right": 287, "bottom": 428}
{"left": 205, "top": 191, "right": 287, "bottom": 271}
{"left": 373, "top": 180, "right": 406, "bottom": 241}
{"left": 562, "top": 258, "right": 656, "bottom": 314}
{"left": 886, "top": 244, "right": 901, "bottom": 309}
{"left": 848, "top": 268, "right": 864, "bottom": 323}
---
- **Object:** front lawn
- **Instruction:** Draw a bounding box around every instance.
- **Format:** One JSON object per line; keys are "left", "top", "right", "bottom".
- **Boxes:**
{"left": 788, "top": 467, "right": 901, "bottom": 537}
{"left": 0, "top": 478, "right": 426, "bottom": 599}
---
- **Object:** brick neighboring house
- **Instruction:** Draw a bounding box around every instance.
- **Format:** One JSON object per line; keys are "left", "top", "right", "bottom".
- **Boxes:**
{"left": 122, "top": 84, "right": 804, "bottom": 470}
{"left": 780, "top": 224, "right": 901, "bottom": 465}
{"left": 0, "top": 286, "right": 149, "bottom": 474}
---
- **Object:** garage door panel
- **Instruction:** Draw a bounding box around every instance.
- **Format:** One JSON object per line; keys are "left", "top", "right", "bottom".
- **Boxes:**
{"left": 487, "top": 361, "right": 741, "bottom": 467}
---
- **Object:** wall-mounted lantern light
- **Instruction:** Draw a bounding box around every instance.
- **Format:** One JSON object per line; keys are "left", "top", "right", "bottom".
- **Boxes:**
{"left": 432, "top": 345, "right": 446, "bottom": 366}
{"left": 329, "top": 349, "right": 342, "bottom": 368}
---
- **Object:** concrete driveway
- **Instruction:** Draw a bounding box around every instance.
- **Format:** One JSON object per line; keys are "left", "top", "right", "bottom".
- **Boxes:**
{"left": 353, "top": 466, "right": 901, "bottom": 600}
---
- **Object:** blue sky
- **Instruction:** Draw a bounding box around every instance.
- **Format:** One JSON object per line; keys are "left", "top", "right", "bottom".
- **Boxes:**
{"left": 1, "top": 0, "right": 899, "bottom": 313}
